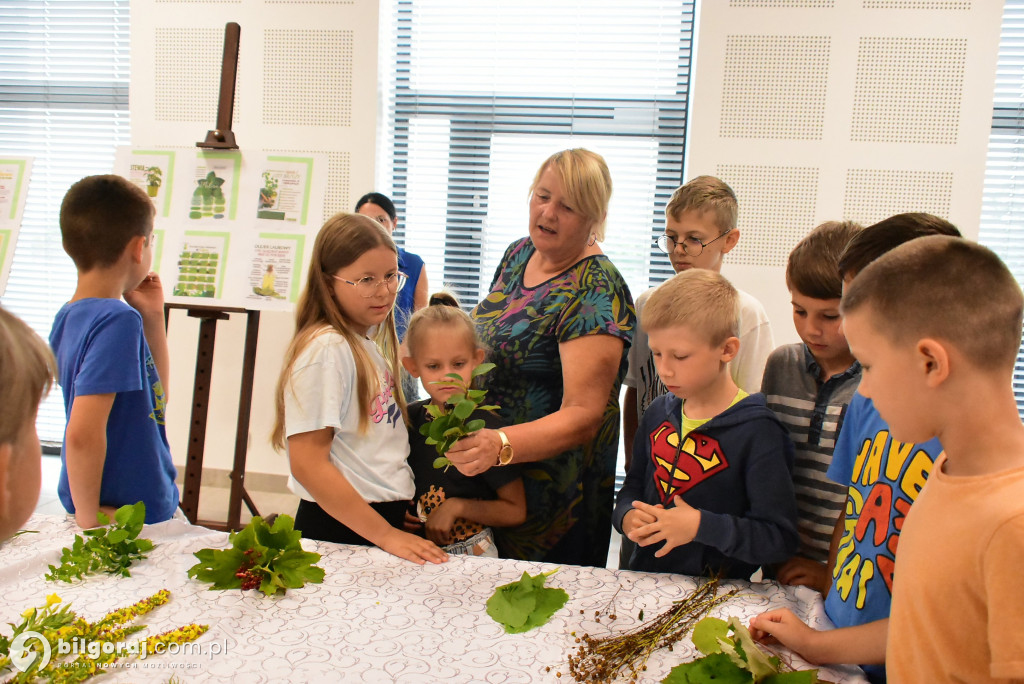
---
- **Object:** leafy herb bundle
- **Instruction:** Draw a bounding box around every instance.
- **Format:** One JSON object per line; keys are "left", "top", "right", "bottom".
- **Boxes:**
{"left": 45, "top": 502, "right": 154, "bottom": 583}
{"left": 664, "top": 617, "right": 820, "bottom": 683}
{"left": 486, "top": 569, "right": 569, "bottom": 634}
{"left": 187, "top": 514, "right": 324, "bottom": 596}
{"left": 420, "top": 362, "right": 499, "bottom": 470}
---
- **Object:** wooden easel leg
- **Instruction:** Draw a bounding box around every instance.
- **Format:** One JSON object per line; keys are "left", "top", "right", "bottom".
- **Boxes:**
{"left": 227, "top": 310, "right": 261, "bottom": 529}
{"left": 180, "top": 314, "right": 225, "bottom": 523}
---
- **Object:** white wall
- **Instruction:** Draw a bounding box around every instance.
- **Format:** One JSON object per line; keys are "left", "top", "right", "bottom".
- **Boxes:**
{"left": 689, "top": 1, "right": 1003, "bottom": 346}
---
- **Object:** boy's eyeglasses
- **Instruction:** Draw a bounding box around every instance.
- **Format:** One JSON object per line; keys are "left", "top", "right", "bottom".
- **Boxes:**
{"left": 655, "top": 228, "right": 734, "bottom": 257}
{"left": 332, "top": 272, "right": 407, "bottom": 297}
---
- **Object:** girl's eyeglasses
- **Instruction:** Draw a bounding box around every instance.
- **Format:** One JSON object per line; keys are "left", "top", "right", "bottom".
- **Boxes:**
{"left": 655, "top": 228, "right": 734, "bottom": 257}
{"left": 332, "top": 272, "right": 407, "bottom": 298}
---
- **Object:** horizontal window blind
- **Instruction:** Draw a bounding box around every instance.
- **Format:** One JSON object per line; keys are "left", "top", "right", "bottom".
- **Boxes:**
{"left": 0, "top": 0, "right": 131, "bottom": 444}
{"left": 980, "top": 0, "right": 1024, "bottom": 419}
{"left": 379, "top": 0, "right": 692, "bottom": 308}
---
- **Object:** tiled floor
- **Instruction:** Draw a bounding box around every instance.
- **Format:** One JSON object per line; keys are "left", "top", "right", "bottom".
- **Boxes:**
{"left": 35, "top": 455, "right": 624, "bottom": 568}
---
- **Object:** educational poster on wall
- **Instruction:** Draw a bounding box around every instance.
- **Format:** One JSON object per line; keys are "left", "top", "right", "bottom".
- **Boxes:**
{"left": 246, "top": 233, "right": 306, "bottom": 307}
{"left": 0, "top": 156, "right": 33, "bottom": 296}
{"left": 113, "top": 146, "right": 326, "bottom": 311}
{"left": 188, "top": 151, "right": 241, "bottom": 222}
{"left": 256, "top": 156, "right": 315, "bottom": 225}
{"left": 172, "top": 232, "right": 230, "bottom": 299}
{"left": 115, "top": 148, "right": 176, "bottom": 218}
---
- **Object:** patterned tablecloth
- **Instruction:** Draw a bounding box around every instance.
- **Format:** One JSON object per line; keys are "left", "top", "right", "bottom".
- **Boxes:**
{"left": 0, "top": 514, "right": 867, "bottom": 683}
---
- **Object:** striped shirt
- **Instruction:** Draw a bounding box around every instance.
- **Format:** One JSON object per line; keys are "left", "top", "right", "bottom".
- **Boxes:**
{"left": 762, "top": 343, "right": 861, "bottom": 562}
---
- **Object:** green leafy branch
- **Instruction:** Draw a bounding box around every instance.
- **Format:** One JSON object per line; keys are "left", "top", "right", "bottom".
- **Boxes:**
{"left": 664, "top": 616, "right": 820, "bottom": 683}
{"left": 187, "top": 515, "right": 324, "bottom": 596}
{"left": 419, "top": 362, "right": 499, "bottom": 470}
{"left": 486, "top": 569, "right": 569, "bottom": 634}
{"left": 45, "top": 502, "right": 154, "bottom": 583}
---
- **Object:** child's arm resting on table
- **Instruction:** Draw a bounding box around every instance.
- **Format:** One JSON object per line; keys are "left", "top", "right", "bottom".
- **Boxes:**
{"left": 424, "top": 478, "right": 527, "bottom": 546}
{"left": 749, "top": 610, "right": 887, "bottom": 666}
{"left": 289, "top": 428, "right": 447, "bottom": 565}
{"left": 64, "top": 393, "right": 118, "bottom": 528}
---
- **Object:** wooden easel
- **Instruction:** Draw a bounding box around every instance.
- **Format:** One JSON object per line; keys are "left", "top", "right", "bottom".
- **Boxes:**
{"left": 171, "top": 22, "right": 259, "bottom": 531}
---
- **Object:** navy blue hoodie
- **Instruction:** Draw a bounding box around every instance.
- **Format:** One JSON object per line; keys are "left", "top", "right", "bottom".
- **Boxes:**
{"left": 613, "top": 392, "right": 798, "bottom": 579}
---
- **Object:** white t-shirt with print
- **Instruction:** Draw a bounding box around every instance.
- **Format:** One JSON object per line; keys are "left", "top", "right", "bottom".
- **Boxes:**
{"left": 284, "top": 328, "right": 414, "bottom": 503}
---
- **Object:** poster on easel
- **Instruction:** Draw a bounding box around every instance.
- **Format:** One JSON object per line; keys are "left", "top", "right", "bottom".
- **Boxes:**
{"left": 0, "top": 156, "right": 33, "bottom": 296}
{"left": 113, "top": 146, "right": 327, "bottom": 310}
{"left": 115, "top": 148, "right": 176, "bottom": 218}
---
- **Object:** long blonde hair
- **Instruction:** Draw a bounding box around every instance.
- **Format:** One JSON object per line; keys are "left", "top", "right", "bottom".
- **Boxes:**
{"left": 272, "top": 213, "right": 406, "bottom": 449}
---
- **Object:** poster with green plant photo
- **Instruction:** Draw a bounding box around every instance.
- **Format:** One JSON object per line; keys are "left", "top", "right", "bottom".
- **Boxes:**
{"left": 172, "top": 232, "right": 230, "bottom": 299}
{"left": 255, "top": 156, "right": 315, "bottom": 224}
{"left": 117, "top": 149, "right": 176, "bottom": 217}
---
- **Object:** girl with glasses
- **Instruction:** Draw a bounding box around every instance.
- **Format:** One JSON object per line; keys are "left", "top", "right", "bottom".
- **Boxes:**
{"left": 271, "top": 212, "right": 447, "bottom": 565}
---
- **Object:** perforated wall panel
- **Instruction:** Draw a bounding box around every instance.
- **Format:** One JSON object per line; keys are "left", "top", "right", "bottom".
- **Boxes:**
{"left": 263, "top": 29, "right": 354, "bottom": 127}
{"left": 862, "top": 1, "right": 970, "bottom": 9}
{"left": 730, "top": 1, "right": 833, "bottom": 7}
{"left": 155, "top": 28, "right": 241, "bottom": 123}
{"left": 323, "top": 151, "right": 352, "bottom": 217}
{"left": 720, "top": 35, "right": 830, "bottom": 140}
{"left": 843, "top": 168, "right": 954, "bottom": 225}
{"left": 852, "top": 37, "right": 966, "bottom": 144}
{"left": 717, "top": 164, "right": 820, "bottom": 268}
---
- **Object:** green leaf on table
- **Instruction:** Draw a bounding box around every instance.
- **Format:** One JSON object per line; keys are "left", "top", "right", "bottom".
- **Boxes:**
{"left": 45, "top": 502, "right": 154, "bottom": 582}
{"left": 486, "top": 570, "right": 569, "bottom": 634}
{"left": 188, "top": 514, "right": 323, "bottom": 596}
{"left": 674, "top": 617, "right": 820, "bottom": 684}
{"left": 692, "top": 616, "right": 730, "bottom": 655}
{"left": 663, "top": 652, "right": 752, "bottom": 684}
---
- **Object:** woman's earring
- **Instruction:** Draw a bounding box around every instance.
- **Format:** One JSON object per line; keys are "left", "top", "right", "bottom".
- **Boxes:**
{"left": 587, "top": 233, "right": 597, "bottom": 246}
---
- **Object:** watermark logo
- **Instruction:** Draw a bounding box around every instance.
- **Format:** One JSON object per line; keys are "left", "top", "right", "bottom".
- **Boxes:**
{"left": 10, "top": 630, "right": 51, "bottom": 672}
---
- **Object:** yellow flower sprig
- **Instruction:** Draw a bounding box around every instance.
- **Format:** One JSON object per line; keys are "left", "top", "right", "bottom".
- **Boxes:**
{"left": 1, "top": 590, "right": 209, "bottom": 684}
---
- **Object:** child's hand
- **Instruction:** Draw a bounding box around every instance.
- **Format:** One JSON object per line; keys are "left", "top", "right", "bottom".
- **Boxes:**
{"left": 776, "top": 556, "right": 830, "bottom": 594}
{"left": 403, "top": 510, "right": 423, "bottom": 534}
{"left": 622, "top": 505, "right": 659, "bottom": 536}
{"left": 424, "top": 499, "right": 461, "bottom": 546}
{"left": 749, "top": 609, "right": 818, "bottom": 661}
{"left": 124, "top": 272, "right": 165, "bottom": 318}
{"left": 378, "top": 528, "right": 448, "bottom": 565}
{"left": 628, "top": 495, "right": 701, "bottom": 557}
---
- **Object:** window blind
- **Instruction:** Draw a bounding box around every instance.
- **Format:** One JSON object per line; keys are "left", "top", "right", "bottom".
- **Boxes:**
{"left": 378, "top": 0, "right": 693, "bottom": 307}
{"left": 0, "top": 0, "right": 131, "bottom": 444}
{"left": 979, "top": 0, "right": 1024, "bottom": 419}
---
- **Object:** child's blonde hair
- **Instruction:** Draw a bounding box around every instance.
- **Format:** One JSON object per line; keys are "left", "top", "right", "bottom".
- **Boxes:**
{"left": 404, "top": 292, "right": 480, "bottom": 359}
{"left": 272, "top": 213, "right": 405, "bottom": 448}
{"left": 0, "top": 305, "right": 56, "bottom": 445}
{"left": 530, "top": 149, "right": 613, "bottom": 242}
{"left": 665, "top": 176, "right": 738, "bottom": 234}
{"left": 642, "top": 269, "right": 740, "bottom": 346}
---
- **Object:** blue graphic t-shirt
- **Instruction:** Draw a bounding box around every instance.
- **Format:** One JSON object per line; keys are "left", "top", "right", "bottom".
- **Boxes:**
{"left": 50, "top": 298, "right": 179, "bottom": 524}
{"left": 824, "top": 392, "right": 943, "bottom": 682}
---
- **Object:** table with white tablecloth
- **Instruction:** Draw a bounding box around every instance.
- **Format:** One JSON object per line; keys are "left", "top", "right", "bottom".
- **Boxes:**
{"left": 0, "top": 514, "right": 866, "bottom": 683}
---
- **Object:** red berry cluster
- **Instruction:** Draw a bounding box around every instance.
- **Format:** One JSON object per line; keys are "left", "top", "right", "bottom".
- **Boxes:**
{"left": 234, "top": 548, "right": 265, "bottom": 591}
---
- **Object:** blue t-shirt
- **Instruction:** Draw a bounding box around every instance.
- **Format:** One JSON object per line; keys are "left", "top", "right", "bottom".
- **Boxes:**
{"left": 50, "top": 298, "right": 179, "bottom": 524}
{"left": 395, "top": 248, "right": 424, "bottom": 341}
{"left": 824, "top": 392, "right": 942, "bottom": 682}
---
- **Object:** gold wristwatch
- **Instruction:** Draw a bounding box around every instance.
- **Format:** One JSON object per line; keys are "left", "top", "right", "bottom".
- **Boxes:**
{"left": 496, "top": 429, "right": 514, "bottom": 466}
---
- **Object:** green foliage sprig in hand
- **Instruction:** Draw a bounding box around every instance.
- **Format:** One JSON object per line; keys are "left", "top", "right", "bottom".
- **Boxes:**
{"left": 664, "top": 616, "right": 819, "bottom": 683}
{"left": 486, "top": 569, "right": 569, "bottom": 634}
{"left": 45, "top": 502, "right": 154, "bottom": 582}
{"left": 188, "top": 515, "right": 324, "bottom": 596}
{"left": 421, "top": 362, "right": 499, "bottom": 470}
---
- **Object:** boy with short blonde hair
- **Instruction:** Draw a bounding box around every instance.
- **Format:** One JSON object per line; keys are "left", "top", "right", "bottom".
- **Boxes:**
{"left": 613, "top": 269, "right": 797, "bottom": 579}
{"left": 840, "top": 236, "right": 1024, "bottom": 681}
{"left": 0, "top": 305, "right": 57, "bottom": 541}
{"left": 761, "top": 220, "right": 862, "bottom": 592}
{"left": 50, "top": 174, "right": 178, "bottom": 527}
